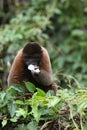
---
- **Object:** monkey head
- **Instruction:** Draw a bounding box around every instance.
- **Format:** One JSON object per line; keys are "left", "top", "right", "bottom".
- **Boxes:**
{"left": 23, "top": 42, "right": 42, "bottom": 75}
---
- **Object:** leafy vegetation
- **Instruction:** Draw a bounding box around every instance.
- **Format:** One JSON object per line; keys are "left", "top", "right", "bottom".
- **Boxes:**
{"left": 0, "top": 0, "right": 87, "bottom": 129}
{"left": 0, "top": 82, "right": 87, "bottom": 130}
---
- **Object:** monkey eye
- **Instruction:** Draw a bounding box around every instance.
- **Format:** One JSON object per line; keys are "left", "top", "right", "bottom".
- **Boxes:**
{"left": 23, "top": 57, "right": 29, "bottom": 62}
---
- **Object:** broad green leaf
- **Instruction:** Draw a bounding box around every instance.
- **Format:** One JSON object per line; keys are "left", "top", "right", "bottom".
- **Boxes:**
{"left": 10, "top": 117, "right": 18, "bottom": 122}
{"left": 13, "top": 124, "right": 26, "bottom": 130}
{"left": 2, "top": 119, "right": 7, "bottom": 127}
{"left": 8, "top": 103, "right": 17, "bottom": 117}
{"left": 36, "top": 88, "right": 46, "bottom": 96}
{"left": 25, "top": 82, "right": 36, "bottom": 93}
{"left": 77, "top": 102, "right": 87, "bottom": 115}
{"left": 15, "top": 108, "right": 27, "bottom": 118}
{"left": 0, "top": 92, "right": 6, "bottom": 101}
{"left": 32, "top": 107, "right": 40, "bottom": 122}
{"left": 71, "top": 29, "right": 84, "bottom": 37}
{"left": 46, "top": 90, "right": 55, "bottom": 97}
{"left": 7, "top": 84, "right": 25, "bottom": 95}
{"left": 14, "top": 100, "right": 24, "bottom": 105}
{"left": 27, "top": 121, "right": 38, "bottom": 130}
{"left": 32, "top": 101, "right": 40, "bottom": 122}
{"left": 48, "top": 97, "right": 60, "bottom": 107}
{"left": 39, "top": 107, "right": 51, "bottom": 116}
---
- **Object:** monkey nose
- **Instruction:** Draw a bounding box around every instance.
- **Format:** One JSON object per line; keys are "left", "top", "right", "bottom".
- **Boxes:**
{"left": 35, "top": 68, "right": 40, "bottom": 73}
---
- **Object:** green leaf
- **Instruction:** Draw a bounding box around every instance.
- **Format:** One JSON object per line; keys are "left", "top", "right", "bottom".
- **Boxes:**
{"left": 14, "top": 100, "right": 24, "bottom": 105}
{"left": 71, "top": 29, "right": 84, "bottom": 37}
{"left": 39, "top": 107, "right": 51, "bottom": 116}
{"left": 15, "top": 108, "right": 27, "bottom": 118}
{"left": 0, "top": 92, "right": 6, "bottom": 101}
{"left": 27, "top": 121, "right": 38, "bottom": 130}
{"left": 13, "top": 124, "right": 26, "bottom": 130}
{"left": 32, "top": 108, "right": 40, "bottom": 122}
{"left": 8, "top": 103, "right": 17, "bottom": 117}
{"left": 46, "top": 90, "right": 55, "bottom": 97}
{"left": 10, "top": 117, "right": 18, "bottom": 122}
{"left": 48, "top": 97, "right": 60, "bottom": 107}
{"left": 36, "top": 88, "right": 46, "bottom": 97}
{"left": 2, "top": 119, "right": 7, "bottom": 127}
{"left": 0, "top": 92, "right": 6, "bottom": 108}
{"left": 25, "top": 82, "right": 36, "bottom": 93}
{"left": 7, "top": 84, "right": 25, "bottom": 95}
{"left": 32, "top": 101, "right": 40, "bottom": 122}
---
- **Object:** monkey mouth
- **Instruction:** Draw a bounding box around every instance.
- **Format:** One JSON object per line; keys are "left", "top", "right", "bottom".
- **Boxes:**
{"left": 28, "top": 64, "right": 40, "bottom": 74}
{"left": 28, "top": 64, "right": 34, "bottom": 70}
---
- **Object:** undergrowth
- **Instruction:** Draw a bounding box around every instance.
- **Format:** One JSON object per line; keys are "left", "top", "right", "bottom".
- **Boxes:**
{"left": 0, "top": 81, "right": 87, "bottom": 130}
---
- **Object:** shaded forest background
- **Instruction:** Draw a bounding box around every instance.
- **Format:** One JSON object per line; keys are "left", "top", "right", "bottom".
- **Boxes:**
{"left": 0, "top": 0, "right": 87, "bottom": 88}
{"left": 0, "top": 0, "right": 87, "bottom": 130}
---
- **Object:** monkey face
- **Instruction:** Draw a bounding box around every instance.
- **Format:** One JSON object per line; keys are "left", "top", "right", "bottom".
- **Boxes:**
{"left": 24, "top": 56, "right": 40, "bottom": 75}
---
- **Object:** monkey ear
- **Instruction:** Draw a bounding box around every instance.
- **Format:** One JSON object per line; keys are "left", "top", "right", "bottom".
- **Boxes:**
{"left": 23, "top": 42, "right": 42, "bottom": 55}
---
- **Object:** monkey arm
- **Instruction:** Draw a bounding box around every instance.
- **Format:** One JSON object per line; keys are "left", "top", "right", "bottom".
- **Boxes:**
{"left": 30, "top": 46, "right": 52, "bottom": 86}
{"left": 32, "top": 69, "right": 52, "bottom": 86}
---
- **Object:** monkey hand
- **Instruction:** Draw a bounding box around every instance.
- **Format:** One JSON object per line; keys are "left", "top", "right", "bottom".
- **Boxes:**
{"left": 28, "top": 64, "right": 40, "bottom": 75}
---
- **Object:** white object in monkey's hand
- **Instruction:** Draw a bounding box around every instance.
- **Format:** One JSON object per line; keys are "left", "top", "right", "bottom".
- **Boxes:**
{"left": 28, "top": 64, "right": 40, "bottom": 74}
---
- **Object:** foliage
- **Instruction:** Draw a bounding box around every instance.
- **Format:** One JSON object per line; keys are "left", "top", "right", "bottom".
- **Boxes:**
{"left": 0, "top": 0, "right": 56, "bottom": 51}
{"left": 0, "top": 82, "right": 87, "bottom": 130}
{"left": 45, "top": 0, "right": 87, "bottom": 87}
